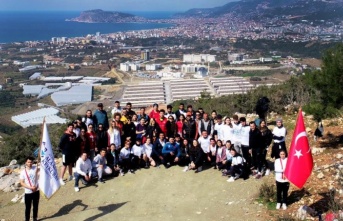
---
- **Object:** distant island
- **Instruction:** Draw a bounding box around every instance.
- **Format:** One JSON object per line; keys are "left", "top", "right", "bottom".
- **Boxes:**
{"left": 66, "top": 9, "right": 148, "bottom": 23}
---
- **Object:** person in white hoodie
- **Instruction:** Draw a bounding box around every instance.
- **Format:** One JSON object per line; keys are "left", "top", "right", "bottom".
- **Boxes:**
{"left": 74, "top": 152, "right": 95, "bottom": 192}
{"left": 271, "top": 118, "right": 287, "bottom": 159}
{"left": 274, "top": 150, "right": 289, "bottom": 210}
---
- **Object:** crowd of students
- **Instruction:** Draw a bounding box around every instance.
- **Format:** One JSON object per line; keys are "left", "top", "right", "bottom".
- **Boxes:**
{"left": 57, "top": 101, "right": 289, "bottom": 204}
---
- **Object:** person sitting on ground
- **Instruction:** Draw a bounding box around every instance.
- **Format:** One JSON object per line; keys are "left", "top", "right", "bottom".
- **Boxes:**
{"left": 274, "top": 150, "right": 289, "bottom": 210}
{"left": 74, "top": 152, "right": 94, "bottom": 192}
{"left": 215, "top": 140, "right": 227, "bottom": 170}
{"left": 227, "top": 148, "right": 244, "bottom": 182}
{"left": 221, "top": 141, "right": 234, "bottom": 176}
{"left": 92, "top": 149, "right": 112, "bottom": 183}
{"left": 180, "top": 138, "right": 190, "bottom": 169}
{"left": 132, "top": 138, "right": 145, "bottom": 169}
{"left": 119, "top": 140, "right": 135, "bottom": 175}
{"left": 143, "top": 137, "right": 155, "bottom": 167}
{"left": 151, "top": 133, "right": 166, "bottom": 166}
{"left": 106, "top": 144, "right": 120, "bottom": 174}
{"left": 162, "top": 137, "right": 181, "bottom": 168}
{"left": 186, "top": 139, "right": 205, "bottom": 173}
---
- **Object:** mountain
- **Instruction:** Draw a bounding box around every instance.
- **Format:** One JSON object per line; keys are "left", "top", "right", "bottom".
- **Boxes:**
{"left": 175, "top": 0, "right": 343, "bottom": 20}
{"left": 66, "top": 9, "right": 147, "bottom": 23}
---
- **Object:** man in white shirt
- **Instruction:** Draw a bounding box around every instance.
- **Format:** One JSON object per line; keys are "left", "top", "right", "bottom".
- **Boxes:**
{"left": 232, "top": 115, "right": 242, "bottom": 154}
{"left": 92, "top": 149, "right": 113, "bottom": 183}
{"left": 198, "top": 131, "right": 211, "bottom": 153}
{"left": 74, "top": 152, "right": 94, "bottom": 192}
{"left": 111, "top": 101, "right": 122, "bottom": 117}
{"left": 165, "top": 105, "right": 176, "bottom": 120}
{"left": 239, "top": 117, "right": 251, "bottom": 169}
{"left": 19, "top": 156, "right": 40, "bottom": 221}
{"left": 214, "top": 115, "right": 225, "bottom": 141}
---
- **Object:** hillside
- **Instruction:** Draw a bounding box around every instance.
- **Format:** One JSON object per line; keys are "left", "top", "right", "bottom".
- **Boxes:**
{"left": 66, "top": 9, "right": 147, "bottom": 23}
{"left": 175, "top": 0, "right": 343, "bottom": 21}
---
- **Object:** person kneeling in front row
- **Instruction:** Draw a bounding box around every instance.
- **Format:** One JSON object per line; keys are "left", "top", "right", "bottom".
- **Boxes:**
{"left": 227, "top": 148, "right": 244, "bottom": 182}
{"left": 74, "top": 152, "right": 96, "bottom": 192}
{"left": 92, "top": 149, "right": 112, "bottom": 183}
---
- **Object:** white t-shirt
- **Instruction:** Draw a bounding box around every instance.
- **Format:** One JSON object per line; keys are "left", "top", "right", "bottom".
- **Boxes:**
{"left": 132, "top": 144, "right": 144, "bottom": 157}
{"left": 143, "top": 143, "right": 153, "bottom": 158}
{"left": 20, "top": 166, "right": 39, "bottom": 194}
{"left": 226, "top": 149, "right": 233, "bottom": 161}
{"left": 120, "top": 148, "right": 131, "bottom": 160}
{"left": 272, "top": 127, "right": 287, "bottom": 143}
{"left": 222, "top": 124, "right": 234, "bottom": 143}
{"left": 232, "top": 123, "right": 242, "bottom": 144}
{"left": 111, "top": 107, "right": 122, "bottom": 116}
{"left": 274, "top": 158, "right": 288, "bottom": 182}
{"left": 232, "top": 155, "right": 243, "bottom": 165}
{"left": 240, "top": 126, "right": 250, "bottom": 146}
{"left": 198, "top": 136, "right": 211, "bottom": 153}
{"left": 214, "top": 123, "right": 225, "bottom": 141}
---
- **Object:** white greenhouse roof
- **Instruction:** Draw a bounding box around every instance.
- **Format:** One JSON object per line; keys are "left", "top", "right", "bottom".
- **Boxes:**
{"left": 11, "top": 107, "right": 67, "bottom": 128}
{"left": 51, "top": 85, "right": 92, "bottom": 106}
{"left": 23, "top": 85, "right": 44, "bottom": 95}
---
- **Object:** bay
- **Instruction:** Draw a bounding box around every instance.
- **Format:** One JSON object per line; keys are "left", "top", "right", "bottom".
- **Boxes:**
{"left": 0, "top": 11, "right": 177, "bottom": 43}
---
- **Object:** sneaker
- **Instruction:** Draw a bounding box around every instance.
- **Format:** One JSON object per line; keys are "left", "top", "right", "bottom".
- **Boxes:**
{"left": 276, "top": 203, "right": 281, "bottom": 209}
{"left": 265, "top": 169, "right": 270, "bottom": 176}
{"left": 234, "top": 174, "right": 240, "bottom": 180}
{"left": 129, "top": 169, "right": 135, "bottom": 174}
{"left": 282, "top": 203, "right": 287, "bottom": 210}
{"left": 80, "top": 178, "right": 88, "bottom": 185}
{"left": 98, "top": 179, "right": 105, "bottom": 183}
{"left": 120, "top": 169, "right": 125, "bottom": 176}
{"left": 74, "top": 187, "right": 80, "bottom": 192}
{"left": 182, "top": 166, "right": 189, "bottom": 172}
{"left": 59, "top": 178, "right": 66, "bottom": 186}
{"left": 197, "top": 166, "right": 202, "bottom": 172}
{"left": 227, "top": 177, "right": 235, "bottom": 182}
{"left": 145, "top": 164, "right": 149, "bottom": 169}
{"left": 69, "top": 175, "right": 73, "bottom": 181}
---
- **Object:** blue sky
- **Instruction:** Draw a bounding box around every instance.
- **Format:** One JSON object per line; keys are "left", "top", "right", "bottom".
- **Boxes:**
{"left": 0, "top": 0, "right": 233, "bottom": 11}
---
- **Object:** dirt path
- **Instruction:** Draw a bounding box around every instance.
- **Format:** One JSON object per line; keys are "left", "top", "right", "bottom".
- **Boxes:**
{"left": 0, "top": 166, "right": 268, "bottom": 221}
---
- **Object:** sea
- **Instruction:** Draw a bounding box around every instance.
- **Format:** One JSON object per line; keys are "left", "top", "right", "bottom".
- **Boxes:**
{"left": 0, "top": 11, "right": 178, "bottom": 43}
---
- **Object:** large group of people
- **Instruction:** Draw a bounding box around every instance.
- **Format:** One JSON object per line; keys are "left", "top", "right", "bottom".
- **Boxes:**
{"left": 21, "top": 101, "right": 291, "bottom": 221}
{"left": 60, "top": 101, "right": 288, "bottom": 184}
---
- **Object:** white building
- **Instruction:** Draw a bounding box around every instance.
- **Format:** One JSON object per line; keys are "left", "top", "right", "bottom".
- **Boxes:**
{"left": 130, "top": 63, "right": 140, "bottom": 71}
{"left": 228, "top": 53, "right": 244, "bottom": 62}
{"left": 181, "top": 64, "right": 206, "bottom": 73}
{"left": 183, "top": 54, "right": 216, "bottom": 63}
{"left": 120, "top": 63, "right": 131, "bottom": 72}
{"left": 146, "top": 64, "right": 162, "bottom": 71}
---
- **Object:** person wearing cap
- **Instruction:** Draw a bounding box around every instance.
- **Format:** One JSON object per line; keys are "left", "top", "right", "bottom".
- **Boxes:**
{"left": 93, "top": 103, "right": 109, "bottom": 131}
{"left": 271, "top": 118, "right": 287, "bottom": 159}
{"left": 162, "top": 137, "right": 181, "bottom": 168}
{"left": 165, "top": 105, "right": 176, "bottom": 120}
{"left": 149, "top": 103, "right": 160, "bottom": 121}
{"left": 175, "top": 103, "right": 186, "bottom": 120}
{"left": 183, "top": 112, "right": 197, "bottom": 142}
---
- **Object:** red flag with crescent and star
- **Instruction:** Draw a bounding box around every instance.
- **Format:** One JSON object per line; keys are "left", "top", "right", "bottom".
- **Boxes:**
{"left": 284, "top": 109, "right": 313, "bottom": 189}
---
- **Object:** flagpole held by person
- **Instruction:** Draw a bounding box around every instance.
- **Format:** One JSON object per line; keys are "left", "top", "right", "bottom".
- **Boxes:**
{"left": 284, "top": 108, "right": 314, "bottom": 189}
{"left": 38, "top": 119, "right": 61, "bottom": 199}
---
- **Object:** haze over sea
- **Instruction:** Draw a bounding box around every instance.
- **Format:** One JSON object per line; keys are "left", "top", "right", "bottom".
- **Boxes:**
{"left": 0, "top": 11, "right": 177, "bottom": 43}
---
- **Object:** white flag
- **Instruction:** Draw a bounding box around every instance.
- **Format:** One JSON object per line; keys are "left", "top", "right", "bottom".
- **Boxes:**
{"left": 39, "top": 122, "right": 60, "bottom": 199}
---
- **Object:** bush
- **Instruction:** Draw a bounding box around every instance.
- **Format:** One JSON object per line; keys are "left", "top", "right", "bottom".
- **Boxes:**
{"left": 259, "top": 182, "right": 276, "bottom": 203}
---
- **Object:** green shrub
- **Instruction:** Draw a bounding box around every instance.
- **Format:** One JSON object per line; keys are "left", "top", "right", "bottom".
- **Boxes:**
{"left": 259, "top": 182, "right": 276, "bottom": 203}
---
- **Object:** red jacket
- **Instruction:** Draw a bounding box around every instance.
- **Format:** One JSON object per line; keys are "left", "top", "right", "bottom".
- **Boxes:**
{"left": 156, "top": 117, "right": 168, "bottom": 135}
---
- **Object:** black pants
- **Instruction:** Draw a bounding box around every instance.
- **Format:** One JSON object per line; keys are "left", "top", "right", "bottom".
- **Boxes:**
{"left": 241, "top": 145, "right": 252, "bottom": 168}
{"left": 271, "top": 142, "right": 287, "bottom": 159}
{"left": 261, "top": 148, "right": 269, "bottom": 169}
{"left": 252, "top": 149, "right": 264, "bottom": 172}
{"left": 119, "top": 158, "right": 135, "bottom": 171}
{"left": 179, "top": 155, "right": 190, "bottom": 166}
{"left": 25, "top": 191, "right": 40, "bottom": 221}
{"left": 163, "top": 153, "right": 177, "bottom": 165}
{"left": 230, "top": 164, "right": 243, "bottom": 177}
{"left": 276, "top": 181, "right": 289, "bottom": 204}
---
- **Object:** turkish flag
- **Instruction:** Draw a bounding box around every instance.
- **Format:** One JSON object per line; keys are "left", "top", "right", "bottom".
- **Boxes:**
{"left": 284, "top": 109, "right": 313, "bottom": 189}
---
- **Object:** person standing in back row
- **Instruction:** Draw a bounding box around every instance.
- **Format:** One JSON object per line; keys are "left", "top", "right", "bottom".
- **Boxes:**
{"left": 20, "top": 156, "right": 40, "bottom": 221}
{"left": 93, "top": 103, "right": 109, "bottom": 130}
{"left": 271, "top": 118, "right": 287, "bottom": 159}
